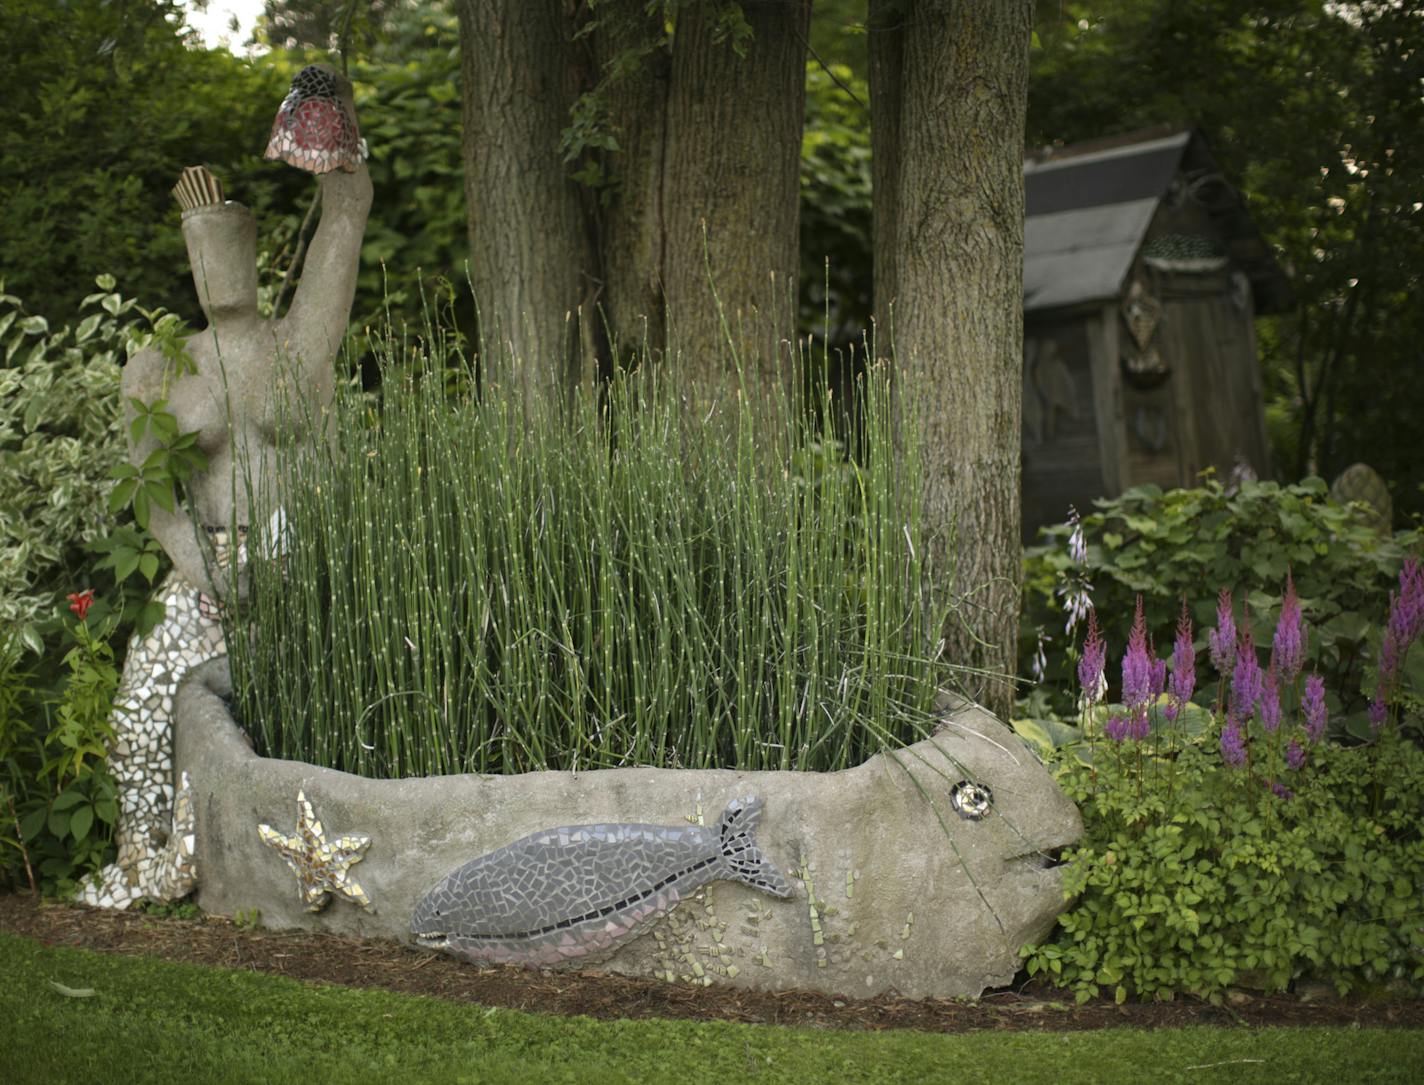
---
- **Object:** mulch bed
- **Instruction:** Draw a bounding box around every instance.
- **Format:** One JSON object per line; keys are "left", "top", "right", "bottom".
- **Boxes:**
{"left": 2, "top": 891, "right": 1419, "bottom": 1033}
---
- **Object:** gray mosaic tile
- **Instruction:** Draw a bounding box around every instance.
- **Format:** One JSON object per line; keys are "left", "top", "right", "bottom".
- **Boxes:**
{"left": 411, "top": 796, "right": 792, "bottom": 967}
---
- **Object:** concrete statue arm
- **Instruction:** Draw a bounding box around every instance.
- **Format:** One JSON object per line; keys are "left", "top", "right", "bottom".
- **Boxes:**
{"left": 281, "top": 164, "right": 373, "bottom": 381}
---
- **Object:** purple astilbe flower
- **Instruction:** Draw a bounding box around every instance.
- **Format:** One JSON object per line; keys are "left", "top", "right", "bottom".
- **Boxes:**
{"left": 1150, "top": 655, "right": 1168, "bottom": 699}
{"left": 1378, "top": 557, "right": 1424, "bottom": 691}
{"left": 1105, "top": 713, "right": 1130, "bottom": 742}
{"left": 1127, "top": 709, "right": 1152, "bottom": 742}
{"left": 1078, "top": 608, "right": 1107, "bottom": 708}
{"left": 1259, "top": 668, "right": 1282, "bottom": 734}
{"left": 1165, "top": 600, "right": 1196, "bottom": 721}
{"left": 1302, "top": 674, "right": 1328, "bottom": 743}
{"left": 1368, "top": 695, "right": 1388, "bottom": 730}
{"left": 1220, "top": 717, "right": 1247, "bottom": 766}
{"left": 1122, "top": 596, "right": 1152, "bottom": 710}
{"left": 1286, "top": 740, "right": 1306, "bottom": 771}
{"left": 1208, "top": 588, "right": 1237, "bottom": 676}
{"left": 1230, "top": 629, "right": 1263, "bottom": 723}
{"left": 1272, "top": 571, "right": 1306, "bottom": 684}
{"left": 1270, "top": 780, "right": 1294, "bottom": 801}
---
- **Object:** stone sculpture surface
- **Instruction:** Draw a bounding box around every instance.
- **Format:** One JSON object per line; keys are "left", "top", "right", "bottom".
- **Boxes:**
{"left": 83, "top": 67, "right": 370, "bottom": 910}
{"left": 177, "top": 661, "right": 1082, "bottom": 1000}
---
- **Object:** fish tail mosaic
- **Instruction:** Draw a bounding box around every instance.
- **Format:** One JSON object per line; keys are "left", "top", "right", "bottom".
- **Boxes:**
{"left": 79, "top": 570, "right": 227, "bottom": 910}
{"left": 411, "top": 796, "right": 793, "bottom": 967}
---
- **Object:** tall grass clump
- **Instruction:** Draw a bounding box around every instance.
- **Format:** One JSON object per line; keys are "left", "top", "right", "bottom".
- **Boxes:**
{"left": 222, "top": 331, "right": 954, "bottom": 779}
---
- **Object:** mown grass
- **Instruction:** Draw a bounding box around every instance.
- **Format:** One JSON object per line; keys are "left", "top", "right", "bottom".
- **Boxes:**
{"left": 1, "top": 933, "right": 1420, "bottom": 1084}
{"left": 224, "top": 332, "right": 956, "bottom": 779}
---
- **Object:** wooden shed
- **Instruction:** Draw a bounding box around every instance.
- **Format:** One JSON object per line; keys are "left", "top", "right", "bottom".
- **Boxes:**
{"left": 1020, "top": 127, "right": 1291, "bottom": 538}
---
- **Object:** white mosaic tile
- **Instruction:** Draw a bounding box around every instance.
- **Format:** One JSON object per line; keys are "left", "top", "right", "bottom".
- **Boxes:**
{"left": 80, "top": 572, "right": 226, "bottom": 910}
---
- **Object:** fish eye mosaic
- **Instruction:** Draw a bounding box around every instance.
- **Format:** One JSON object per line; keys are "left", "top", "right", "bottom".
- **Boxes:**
{"left": 409, "top": 796, "right": 793, "bottom": 967}
{"left": 950, "top": 780, "right": 994, "bottom": 820}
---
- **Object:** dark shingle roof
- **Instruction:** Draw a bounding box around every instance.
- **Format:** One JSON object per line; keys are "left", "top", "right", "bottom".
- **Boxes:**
{"left": 1023, "top": 128, "right": 1290, "bottom": 314}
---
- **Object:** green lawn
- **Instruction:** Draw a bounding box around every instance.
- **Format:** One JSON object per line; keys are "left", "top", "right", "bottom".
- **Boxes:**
{"left": 0, "top": 932, "right": 1418, "bottom": 1084}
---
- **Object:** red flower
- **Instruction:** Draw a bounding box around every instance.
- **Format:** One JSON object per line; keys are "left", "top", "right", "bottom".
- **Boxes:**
{"left": 67, "top": 589, "right": 95, "bottom": 621}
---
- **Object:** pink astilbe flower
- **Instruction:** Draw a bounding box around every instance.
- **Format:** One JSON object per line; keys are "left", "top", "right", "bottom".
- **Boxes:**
{"left": 1165, "top": 600, "right": 1196, "bottom": 721}
{"left": 1208, "top": 588, "right": 1236, "bottom": 675}
{"left": 1078, "top": 608, "right": 1107, "bottom": 707}
{"left": 1301, "top": 674, "right": 1328, "bottom": 743}
{"left": 1230, "top": 629, "right": 1263, "bottom": 723}
{"left": 1105, "top": 713, "right": 1129, "bottom": 743}
{"left": 1272, "top": 571, "right": 1306, "bottom": 684}
{"left": 1122, "top": 596, "right": 1152, "bottom": 710}
{"left": 1221, "top": 717, "right": 1247, "bottom": 766}
{"left": 1259, "top": 668, "right": 1282, "bottom": 734}
{"left": 1270, "top": 781, "right": 1294, "bottom": 801}
{"left": 1286, "top": 741, "right": 1306, "bottom": 771}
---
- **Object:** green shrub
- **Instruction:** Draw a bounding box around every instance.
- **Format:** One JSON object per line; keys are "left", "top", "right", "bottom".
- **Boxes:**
{"left": 1, "top": 611, "right": 121, "bottom": 894}
{"left": 1022, "top": 585, "right": 1424, "bottom": 1003}
{"left": 224, "top": 337, "right": 952, "bottom": 778}
{"left": 0, "top": 279, "right": 133, "bottom": 653}
{"left": 1021, "top": 478, "right": 1424, "bottom": 734}
{"left": 1026, "top": 737, "right": 1424, "bottom": 1003}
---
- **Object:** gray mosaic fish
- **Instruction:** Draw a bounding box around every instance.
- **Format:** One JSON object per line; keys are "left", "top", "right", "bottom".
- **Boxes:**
{"left": 410, "top": 795, "right": 792, "bottom": 966}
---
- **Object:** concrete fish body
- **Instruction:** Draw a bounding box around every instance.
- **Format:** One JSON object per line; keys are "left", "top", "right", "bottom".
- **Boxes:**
{"left": 410, "top": 796, "right": 792, "bottom": 966}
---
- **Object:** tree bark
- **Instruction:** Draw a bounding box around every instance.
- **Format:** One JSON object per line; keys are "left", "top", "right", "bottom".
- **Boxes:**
{"left": 456, "top": 0, "right": 589, "bottom": 410}
{"left": 593, "top": 4, "right": 672, "bottom": 374}
{"left": 661, "top": 1, "right": 811, "bottom": 418}
{"left": 870, "top": 0, "right": 1032, "bottom": 719}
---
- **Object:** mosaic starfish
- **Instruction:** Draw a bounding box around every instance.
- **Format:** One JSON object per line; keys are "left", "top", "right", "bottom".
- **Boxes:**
{"left": 258, "top": 790, "right": 372, "bottom": 912}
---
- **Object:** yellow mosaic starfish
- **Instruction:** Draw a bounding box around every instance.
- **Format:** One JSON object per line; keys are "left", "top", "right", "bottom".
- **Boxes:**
{"left": 258, "top": 790, "right": 372, "bottom": 912}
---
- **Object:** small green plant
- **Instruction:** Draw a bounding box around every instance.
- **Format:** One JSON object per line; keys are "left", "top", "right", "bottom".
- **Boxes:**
{"left": 7, "top": 591, "right": 121, "bottom": 893}
{"left": 233, "top": 908, "right": 262, "bottom": 931}
{"left": 134, "top": 897, "right": 203, "bottom": 921}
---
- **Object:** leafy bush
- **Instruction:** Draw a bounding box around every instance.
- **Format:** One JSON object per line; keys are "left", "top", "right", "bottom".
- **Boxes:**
{"left": 0, "top": 279, "right": 132, "bottom": 653}
{"left": 1029, "top": 737, "right": 1424, "bottom": 1002}
{"left": 1022, "top": 585, "right": 1424, "bottom": 1003}
{"left": 0, "top": 0, "right": 299, "bottom": 330}
{"left": 800, "top": 62, "right": 871, "bottom": 345}
{"left": 1021, "top": 478, "right": 1424, "bottom": 735}
{"left": 1, "top": 608, "right": 121, "bottom": 894}
{"left": 225, "top": 337, "right": 952, "bottom": 778}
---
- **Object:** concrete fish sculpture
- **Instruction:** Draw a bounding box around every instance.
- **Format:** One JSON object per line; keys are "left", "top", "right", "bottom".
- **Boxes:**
{"left": 410, "top": 795, "right": 793, "bottom": 966}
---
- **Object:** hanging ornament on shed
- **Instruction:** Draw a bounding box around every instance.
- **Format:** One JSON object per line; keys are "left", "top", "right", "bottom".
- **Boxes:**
{"left": 264, "top": 64, "right": 366, "bottom": 175}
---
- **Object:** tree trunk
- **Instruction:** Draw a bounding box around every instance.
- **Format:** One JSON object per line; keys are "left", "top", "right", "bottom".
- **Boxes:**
{"left": 661, "top": 1, "right": 810, "bottom": 418}
{"left": 456, "top": 0, "right": 589, "bottom": 410}
{"left": 593, "top": 4, "right": 672, "bottom": 374}
{"left": 870, "top": 0, "right": 1032, "bottom": 719}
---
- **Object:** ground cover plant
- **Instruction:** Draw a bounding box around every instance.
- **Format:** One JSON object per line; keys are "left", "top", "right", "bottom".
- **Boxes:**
{"left": 3, "top": 930, "right": 1422, "bottom": 1085}
{"left": 1021, "top": 559, "right": 1424, "bottom": 1003}
{"left": 224, "top": 332, "right": 952, "bottom": 778}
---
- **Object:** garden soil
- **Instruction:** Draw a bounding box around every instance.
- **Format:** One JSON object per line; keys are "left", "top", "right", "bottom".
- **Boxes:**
{"left": 1, "top": 892, "right": 1419, "bottom": 1033}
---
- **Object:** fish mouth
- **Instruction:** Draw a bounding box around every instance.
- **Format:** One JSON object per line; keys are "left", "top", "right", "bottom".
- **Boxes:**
{"left": 414, "top": 931, "right": 450, "bottom": 949}
{"left": 1005, "top": 846, "right": 1067, "bottom": 874}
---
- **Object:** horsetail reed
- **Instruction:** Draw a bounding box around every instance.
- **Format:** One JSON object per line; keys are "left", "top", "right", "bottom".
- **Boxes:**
{"left": 223, "top": 329, "right": 958, "bottom": 779}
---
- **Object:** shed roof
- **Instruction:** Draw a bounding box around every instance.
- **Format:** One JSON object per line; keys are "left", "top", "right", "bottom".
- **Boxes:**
{"left": 1023, "top": 128, "right": 1291, "bottom": 314}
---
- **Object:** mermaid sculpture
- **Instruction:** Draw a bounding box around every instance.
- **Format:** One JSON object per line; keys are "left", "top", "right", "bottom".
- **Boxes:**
{"left": 81, "top": 66, "right": 372, "bottom": 909}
